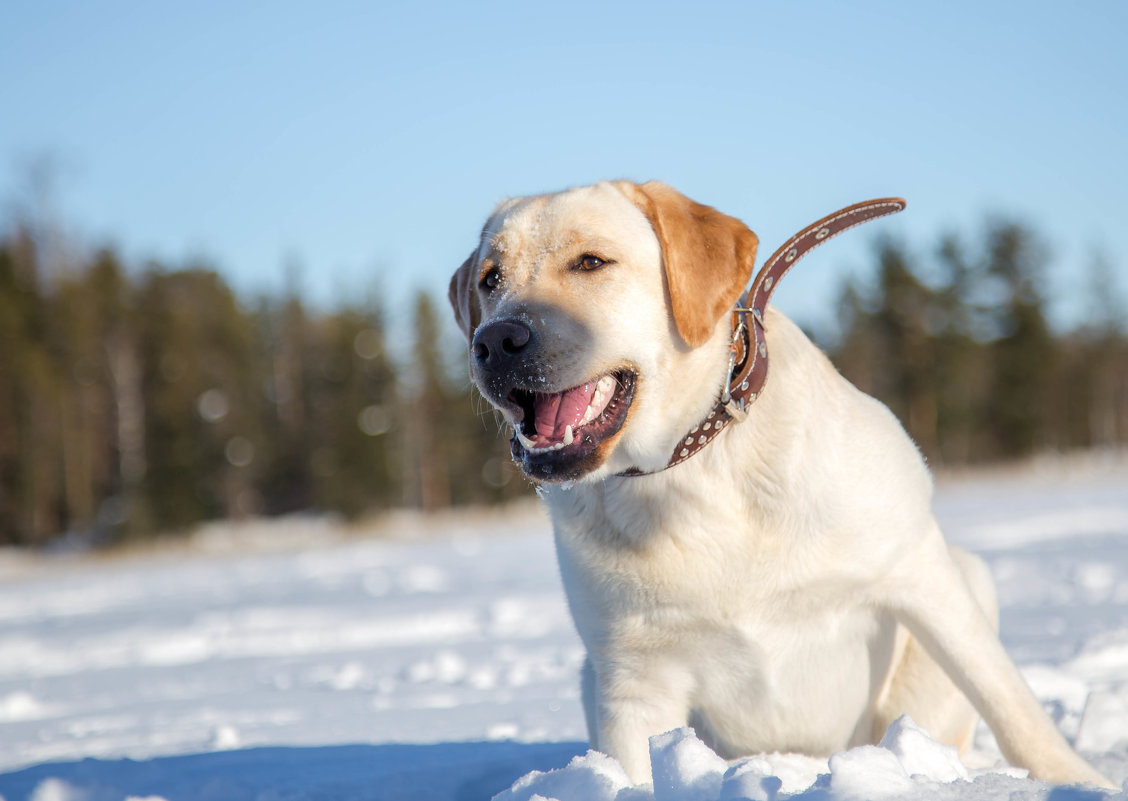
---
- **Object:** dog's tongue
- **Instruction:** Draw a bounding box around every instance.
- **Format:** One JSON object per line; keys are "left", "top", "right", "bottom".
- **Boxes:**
{"left": 534, "top": 382, "right": 596, "bottom": 441}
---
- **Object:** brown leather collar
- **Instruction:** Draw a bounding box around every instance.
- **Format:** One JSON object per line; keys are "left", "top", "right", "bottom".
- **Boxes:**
{"left": 619, "top": 197, "right": 906, "bottom": 478}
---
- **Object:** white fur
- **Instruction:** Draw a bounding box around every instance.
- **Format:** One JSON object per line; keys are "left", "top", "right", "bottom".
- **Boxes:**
{"left": 457, "top": 182, "right": 1113, "bottom": 789}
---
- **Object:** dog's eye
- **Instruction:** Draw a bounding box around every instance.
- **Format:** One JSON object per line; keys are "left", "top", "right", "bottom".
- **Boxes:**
{"left": 578, "top": 255, "right": 607, "bottom": 271}
{"left": 480, "top": 268, "right": 501, "bottom": 291}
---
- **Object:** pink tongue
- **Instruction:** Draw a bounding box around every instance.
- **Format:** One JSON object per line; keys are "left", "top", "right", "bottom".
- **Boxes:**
{"left": 534, "top": 382, "right": 596, "bottom": 441}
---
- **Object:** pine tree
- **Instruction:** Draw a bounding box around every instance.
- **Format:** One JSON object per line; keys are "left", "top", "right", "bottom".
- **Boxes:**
{"left": 305, "top": 303, "right": 400, "bottom": 516}
{"left": 932, "top": 234, "right": 990, "bottom": 464}
{"left": 0, "top": 226, "right": 64, "bottom": 544}
{"left": 135, "top": 265, "right": 266, "bottom": 531}
{"left": 258, "top": 291, "right": 314, "bottom": 515}
{"left": 1076, "top": 249, "right": 1128, "bottom": 448}
{"left": 866, "top": 238, "right": 941, "bottom": 459}
{"left": 982, "top": 222, "right": 1055, "bottom": 458}
{"left": 405, "top": 292, "right": 452, "bottom": 511}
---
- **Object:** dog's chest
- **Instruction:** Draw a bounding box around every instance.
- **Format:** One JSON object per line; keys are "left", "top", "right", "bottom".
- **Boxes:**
{"left": 552, "top": 484, "right": 807, "bottom": 623}
{"left": 555, "top": 511, "right": 859, "bottom": 645}
{"left": 551, "top": 492, "right": 887, "bottom": 753}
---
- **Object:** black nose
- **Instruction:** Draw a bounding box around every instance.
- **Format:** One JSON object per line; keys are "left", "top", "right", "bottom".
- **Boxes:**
{"left": 473, "top": 320, "right": 532, "bottom": 371}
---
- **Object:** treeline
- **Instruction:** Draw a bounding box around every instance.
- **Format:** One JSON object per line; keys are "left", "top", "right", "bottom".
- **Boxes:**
{"left": 0, "top": 215, "right": 1125, "bottom": 547}
{"left": 0, "top": 224, "right": 526, "bottom": 547}
{"left": 828, "top": 221, "right": 1128, "bottom": 465}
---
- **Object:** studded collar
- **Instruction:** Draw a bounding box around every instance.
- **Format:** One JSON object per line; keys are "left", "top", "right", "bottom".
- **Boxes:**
{"left": 618, "top": 198, "right": 906, "bottom": 478}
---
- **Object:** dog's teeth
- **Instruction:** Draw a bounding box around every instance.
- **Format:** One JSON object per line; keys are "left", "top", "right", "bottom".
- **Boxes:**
{"left": 563, "top": 425, "right": 574, "bottom": 446}
{"left": 515, "top": 428, "right": 537, "bottom": 450}
{"left": 578, "top": 375, "right": 616, "bottom": 427}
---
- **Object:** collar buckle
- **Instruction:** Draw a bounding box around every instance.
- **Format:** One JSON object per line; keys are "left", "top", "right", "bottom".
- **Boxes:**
{"left": 724, "top": 396, "right": 749, "bottom": 422}
{"left": 719, "top": 316, "right": 746, "bottom": 406}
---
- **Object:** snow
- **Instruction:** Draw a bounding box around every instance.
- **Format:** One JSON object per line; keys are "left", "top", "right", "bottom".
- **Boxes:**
{"left": 0, "top": 460, "right": 1126, "bottom": 801}
{"left": 878, "top": 716, "right": 968, "bottom": 784}
{"left": 495, "top": 718, "right": 1083, "bottom": 801}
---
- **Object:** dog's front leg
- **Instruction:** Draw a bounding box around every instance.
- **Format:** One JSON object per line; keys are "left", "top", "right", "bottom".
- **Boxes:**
{"left": 591, "top": 656, "right": 692, "bottom": 785}
{"left": 887, "top": 526, "right": 1116, "bottom": 789}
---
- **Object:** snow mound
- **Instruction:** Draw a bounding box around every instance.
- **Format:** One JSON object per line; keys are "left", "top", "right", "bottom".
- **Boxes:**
{"left": 650, "top": 727, "right": 728, "bottom": 801}
{"left": 492, "top": 749, "right": 634, "bottom": 801}
{"left": 494, "top": 717, "right": 1123, "bottom": 801}
{"left": 878, "top": 715, "right": 969, "bottom": 783}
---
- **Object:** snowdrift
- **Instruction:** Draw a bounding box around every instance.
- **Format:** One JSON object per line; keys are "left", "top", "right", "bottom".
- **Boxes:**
{"left": 496, "top": 716, "right": 1125, "bottom": 801}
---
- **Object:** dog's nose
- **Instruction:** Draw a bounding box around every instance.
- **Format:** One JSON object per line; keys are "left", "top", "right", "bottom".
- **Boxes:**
{"left": 473, "top": 320, "right": 532, "bottom": 370}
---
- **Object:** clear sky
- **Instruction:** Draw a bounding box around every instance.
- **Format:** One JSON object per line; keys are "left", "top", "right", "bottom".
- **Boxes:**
{"left": 2, "top": 1, "right": 1125, "bottom": 338}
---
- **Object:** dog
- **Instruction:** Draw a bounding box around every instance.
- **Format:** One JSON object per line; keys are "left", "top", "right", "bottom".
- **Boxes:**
{"left": 447, "top": 180, "right": 1113, "bottom": 789}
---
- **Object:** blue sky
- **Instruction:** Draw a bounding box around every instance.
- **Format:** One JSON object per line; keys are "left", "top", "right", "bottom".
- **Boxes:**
{"left": 2, "top": 1, "right": 1125, "bottom": 337}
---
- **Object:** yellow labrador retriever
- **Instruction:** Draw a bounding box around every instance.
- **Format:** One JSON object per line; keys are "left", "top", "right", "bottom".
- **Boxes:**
{"left": 447, "top": 181, "right": 1112, "bottom": 788}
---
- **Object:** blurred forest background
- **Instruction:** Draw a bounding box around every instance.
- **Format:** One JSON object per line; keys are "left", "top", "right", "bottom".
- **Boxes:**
{"left": 1, "top": 189, "right": 1126, "bottom": 547}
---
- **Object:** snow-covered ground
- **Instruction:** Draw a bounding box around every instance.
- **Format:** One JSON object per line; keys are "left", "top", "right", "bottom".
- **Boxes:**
{"left": 1, "top": 455, "right": 1127, "bottom": 801}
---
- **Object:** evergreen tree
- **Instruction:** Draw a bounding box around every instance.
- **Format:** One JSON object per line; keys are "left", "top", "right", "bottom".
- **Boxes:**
{"left": 0, "top": 238, "right": 33, "bottom": 542}
{"left": 1075, "top": 249, "right": 1128, "bottom": 447}
{"left": 0, "top": 227, "right": 62, "bottom": 544}
{"left": 932, "top": 234, "right": 990, "bottom": 464}
{"left": 305, "top": 304, "right": 400, "bottom": 516}
{"left": 50, "top": 248, "right": 141, "bottom": 542}
{"left": 257, "top": 292, "right": 314, "bottom": 514}
{"left": 135, "top": 266, "right": 266, "bottom": 531}
{"left": 982, "top": 222, "right": 1055, "bottom": 458}
{"left": 404, "top": 291, "right": 452, "bottom": 511}
{"left": 863, "top": 238, "right": 941, "bottom": 459}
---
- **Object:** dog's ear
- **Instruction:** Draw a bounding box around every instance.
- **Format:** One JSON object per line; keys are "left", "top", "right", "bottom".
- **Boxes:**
{"left": 617, "top": 181, "right": 758, "bottom": 348}
{"left": 448, "top": 251, "right": 481, "bottom": 342}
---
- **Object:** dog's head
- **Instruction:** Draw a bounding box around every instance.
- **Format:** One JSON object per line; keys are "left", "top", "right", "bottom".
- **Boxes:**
{"left": 449, "top": 181, "right": 758, "bottom": 483}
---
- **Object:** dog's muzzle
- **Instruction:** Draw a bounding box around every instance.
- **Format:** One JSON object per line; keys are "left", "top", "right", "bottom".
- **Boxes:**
{"left": 468, "top": 318, "right": 637, "bottom": 482}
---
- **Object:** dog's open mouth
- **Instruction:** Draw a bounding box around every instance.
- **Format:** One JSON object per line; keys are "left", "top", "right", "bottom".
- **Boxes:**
{"left": 507, "top": 370, "right": 636, "bottom": 477}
